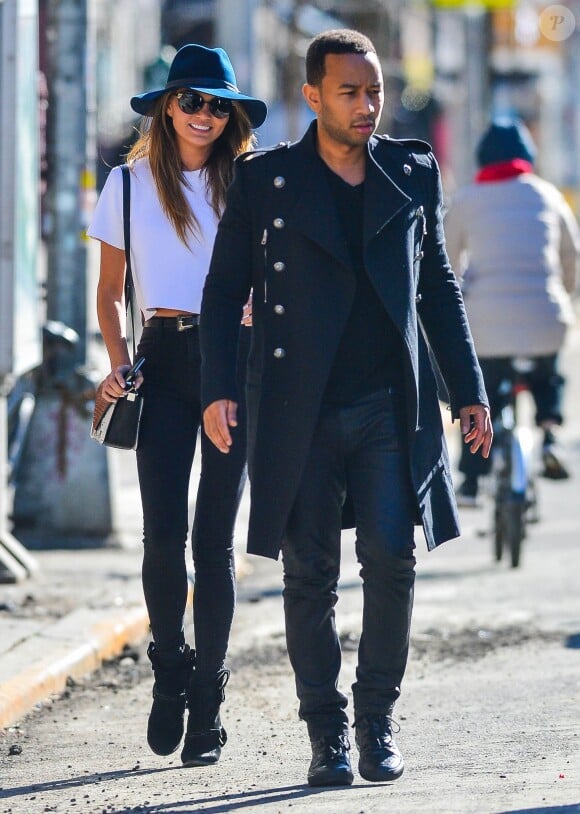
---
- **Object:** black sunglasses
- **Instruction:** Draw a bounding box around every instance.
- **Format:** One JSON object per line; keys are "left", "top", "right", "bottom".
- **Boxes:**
{"left": 175, "top": 91, "right": 233, "bottom": 119}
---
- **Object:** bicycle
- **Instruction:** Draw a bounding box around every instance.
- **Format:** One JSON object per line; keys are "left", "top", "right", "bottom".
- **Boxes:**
{"left": 491, "top": 358, "right": 540, "bottom": 568}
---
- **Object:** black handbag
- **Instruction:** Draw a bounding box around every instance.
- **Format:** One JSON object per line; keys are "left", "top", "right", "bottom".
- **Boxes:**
{"left": 91, "top": 383, "right": 143, "bottom": 449}
{"left": 91, "top": 165, "right": 144, "bottom": 450}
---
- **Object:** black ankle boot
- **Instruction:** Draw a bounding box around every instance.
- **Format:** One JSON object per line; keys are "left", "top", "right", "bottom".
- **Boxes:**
{"left": 307, "top": 732, "right": 353, "bottom": 787}
{"left": 181, "top": 668, "right": 229, "bottom": 767}
{"left": 146, "top": 642, "right": 194, "bottom": 756}
{"left": 355, "top": 712, "right": 404, "bottom": 782}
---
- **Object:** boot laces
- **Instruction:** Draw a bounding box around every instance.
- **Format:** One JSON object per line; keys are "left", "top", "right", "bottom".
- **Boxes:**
{"left": 374, "top": 715, "right": 400, "bottom": 747}
{"left": 356, "top": 714, "right": 400, "bottom": 748}
{"left": 319, "top": 734, "right": 350, "bottom": 761}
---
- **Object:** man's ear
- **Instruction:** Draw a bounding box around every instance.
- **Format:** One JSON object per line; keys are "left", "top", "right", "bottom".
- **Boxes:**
{"left": 302, "top": 83, "right": 321, "bottom": 115}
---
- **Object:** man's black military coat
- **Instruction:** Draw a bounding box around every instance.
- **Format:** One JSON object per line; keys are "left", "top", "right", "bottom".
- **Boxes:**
{"left": 200, "top": 120, "right": 488, "bottom": 560}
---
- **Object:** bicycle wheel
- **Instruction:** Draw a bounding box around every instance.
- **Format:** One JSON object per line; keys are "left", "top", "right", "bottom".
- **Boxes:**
{"left": 525, "top": 477, "right": 540, "bottom": 524}
{"left": 505, "top": 501, "right": 526, "bottom": 568}
{"left": 493, "top": 504, "right": 504, "bottom": 561}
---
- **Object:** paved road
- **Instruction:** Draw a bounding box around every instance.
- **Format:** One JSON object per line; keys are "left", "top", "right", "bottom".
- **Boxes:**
{"left": 1, "top": 328, "right": 579, "bottom": 814}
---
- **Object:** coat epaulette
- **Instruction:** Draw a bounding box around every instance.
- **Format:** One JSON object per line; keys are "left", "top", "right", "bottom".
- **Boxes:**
{"left": 238, "top": 141, "right": 291, "bottom": 163}
{"left": 376, "top": 134, "right": 432, "bottom": 153}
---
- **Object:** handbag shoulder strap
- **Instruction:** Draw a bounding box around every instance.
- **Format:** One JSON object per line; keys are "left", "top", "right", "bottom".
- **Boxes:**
{"left": 121, "top": 164, "right": 132, "bottom": 300}
{"left": 121, "top": 164, "right": 136, "bottom": 358}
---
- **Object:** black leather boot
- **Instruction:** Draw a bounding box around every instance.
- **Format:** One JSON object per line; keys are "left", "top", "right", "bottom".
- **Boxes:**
{"left": 355, "top": 713, "right": 404, "bottom": 782}
{"left": 307, "top": 733, "right": 354, "bottom": 787}
{"left": 146, "top": 642, "right": 194, "bottom": 756}
{"left": 181, "top": 668, "right": 230, "bottom": 767}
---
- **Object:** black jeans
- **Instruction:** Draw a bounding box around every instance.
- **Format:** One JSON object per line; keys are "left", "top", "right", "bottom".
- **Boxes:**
{"left": 460, "top": 354, "right": 565, "bottom": 480}
{"left": 135, "top": 322, "right": 248, "bottom": 678}
{"left": 282, "top": 388, "right": 417, "bottom": 736}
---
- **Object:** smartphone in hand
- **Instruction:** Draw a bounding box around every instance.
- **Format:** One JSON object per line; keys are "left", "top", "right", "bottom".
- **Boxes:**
{"left": 124, "top": 357, "right": 145, "bottom": 389}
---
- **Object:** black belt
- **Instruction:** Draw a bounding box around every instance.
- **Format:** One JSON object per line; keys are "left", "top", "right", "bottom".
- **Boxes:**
{"left": 144, "top": 315, "right": 200, "bottom": 331}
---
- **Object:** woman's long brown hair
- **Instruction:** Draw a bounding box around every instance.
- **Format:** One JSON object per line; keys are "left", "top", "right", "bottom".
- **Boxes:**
{"left": 127, "top": 95, "right": 256, "bottom": 246}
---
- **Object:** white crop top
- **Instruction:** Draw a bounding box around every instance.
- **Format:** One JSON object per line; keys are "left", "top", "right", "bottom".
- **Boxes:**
{"left": 87, "top": 158, "right": 219, "bottom": 316}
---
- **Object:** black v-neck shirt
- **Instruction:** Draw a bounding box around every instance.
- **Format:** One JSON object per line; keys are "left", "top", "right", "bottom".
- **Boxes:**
{"left": 321, "top": 162, "right": 404, "bottom": 406}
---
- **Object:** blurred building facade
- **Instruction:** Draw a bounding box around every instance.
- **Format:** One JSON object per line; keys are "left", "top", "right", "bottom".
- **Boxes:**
{"left": 86, "top": 1, "right": 580, "bottom": 199}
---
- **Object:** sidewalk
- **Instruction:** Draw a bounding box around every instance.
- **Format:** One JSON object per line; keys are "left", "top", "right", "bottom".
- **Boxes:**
{"left": 2, "top": 361, "right": 580, "bottom": 811}
{"left": 2, "top": 456, "right": 579, "bottom": 813}
{"left": 0, "top": 443, "right": 250, "bottom": 731}
{"left": 0, "top": 545, "right": 147, "bottom": 729}
{"left": 2, "top": 319, "right": 579, "bottom": 733}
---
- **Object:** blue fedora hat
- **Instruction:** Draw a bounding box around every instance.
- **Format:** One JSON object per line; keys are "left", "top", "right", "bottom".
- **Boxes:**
{"left": 130, "top": 43, "right": 267, "bottom": 128}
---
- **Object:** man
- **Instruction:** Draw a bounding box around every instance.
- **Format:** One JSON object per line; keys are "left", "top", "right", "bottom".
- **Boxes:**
{"left": 200, "top": 29, "right": 492, "bottom": 787}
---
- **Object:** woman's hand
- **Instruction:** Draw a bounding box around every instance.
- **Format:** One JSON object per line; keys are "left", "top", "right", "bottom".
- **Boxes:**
{"left": 101, "top": 364, "right": 143, "bottom": 403}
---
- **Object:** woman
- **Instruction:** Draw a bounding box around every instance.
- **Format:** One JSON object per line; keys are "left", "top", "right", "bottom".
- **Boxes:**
{"left": 88, "top": 44, "right": 267, "bottom": 767}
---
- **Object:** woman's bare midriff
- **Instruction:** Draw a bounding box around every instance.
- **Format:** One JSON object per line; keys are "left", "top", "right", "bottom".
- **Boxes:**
{"left": 153, "top": 308, "right": 196, "bottom": 317}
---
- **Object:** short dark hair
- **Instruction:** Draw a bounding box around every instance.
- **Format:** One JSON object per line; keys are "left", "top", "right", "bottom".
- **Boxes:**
{"left": 305, "top": 29, "right": 377, "bottom": 86}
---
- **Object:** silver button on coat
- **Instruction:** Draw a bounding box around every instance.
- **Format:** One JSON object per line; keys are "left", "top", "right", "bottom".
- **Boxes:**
{"left": 273, "top": 347, "right": 286, "bottom": 358}
{"left": 273, "top": 176, "right": 286, "bottom": 188}
{"left": 273, "top": 218, "right": 285, "bottom": 229}
{"left": 273, "top": 261, "right": 285, "bottom": 272}
{"left": 274, "top": 304, "right": 285, "bottom": 315}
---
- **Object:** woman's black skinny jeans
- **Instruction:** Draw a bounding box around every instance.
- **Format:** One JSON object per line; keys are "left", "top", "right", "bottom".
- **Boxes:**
{"left": 135, "top": 322, "right": 248, "bottom": 679}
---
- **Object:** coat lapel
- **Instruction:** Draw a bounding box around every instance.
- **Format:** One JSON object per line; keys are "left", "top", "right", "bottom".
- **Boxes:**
{"left": 283, "top": 123, "right": 352, "bottom": 271}
{"left": 283, "top": 124, "right": 413, "bottom": 266}
{"left": 363, "top": 138, "right": 412, "bottom": 245}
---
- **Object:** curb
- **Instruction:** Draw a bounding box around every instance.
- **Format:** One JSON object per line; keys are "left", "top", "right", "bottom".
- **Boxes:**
{"left": 0, "top": 600, "right": 151, "bottom": 730}
{"left": 0, "top": 554, "right": 251, "bottom": 731}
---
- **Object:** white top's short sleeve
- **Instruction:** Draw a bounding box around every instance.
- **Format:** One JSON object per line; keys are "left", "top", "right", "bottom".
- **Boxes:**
{"left": 87, "top": 158, "right": 219, "bottom": 316}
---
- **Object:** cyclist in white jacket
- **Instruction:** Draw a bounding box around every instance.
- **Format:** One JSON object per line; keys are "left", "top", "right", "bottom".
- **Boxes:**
{"left": 445, "top": 119, "right": 580, "bottom": 504}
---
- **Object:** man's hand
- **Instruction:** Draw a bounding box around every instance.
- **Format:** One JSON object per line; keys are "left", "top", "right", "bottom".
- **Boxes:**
{"left": 459, "top": 404, "right": 493, "bottom": 458}
{"left": 203, "top": 399, "right": 239, "bottom": 453}
{"left": 241, "top": 293, "right": 253, "bottom": 327}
